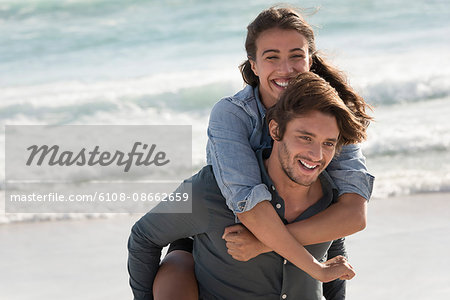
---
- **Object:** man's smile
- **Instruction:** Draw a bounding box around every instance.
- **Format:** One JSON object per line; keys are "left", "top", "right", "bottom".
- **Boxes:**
{"left": 298, "top": 159, "right": 320, "bottom": 172}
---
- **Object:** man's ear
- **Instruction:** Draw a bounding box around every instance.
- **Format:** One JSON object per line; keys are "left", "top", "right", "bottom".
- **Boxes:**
{"left": 268, "top": 120, "right": 280, "bottom": 141}
{"left": 249, "top": 58, "right": 258, "bottom": 76}
{"left": 309, "top": 55, "right": 313, "bottom": 69}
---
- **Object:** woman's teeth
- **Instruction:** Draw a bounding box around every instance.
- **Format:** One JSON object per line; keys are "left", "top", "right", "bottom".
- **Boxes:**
{"left": 274, "top": 80, "right": 289, "bottom": 87}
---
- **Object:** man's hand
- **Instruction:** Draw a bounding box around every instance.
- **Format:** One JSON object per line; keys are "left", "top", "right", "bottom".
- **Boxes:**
{"left": 222, "top": 224, "right": 271, "bottom": 261}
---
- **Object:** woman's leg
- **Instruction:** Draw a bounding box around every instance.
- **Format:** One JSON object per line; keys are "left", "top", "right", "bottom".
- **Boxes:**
{"left": 153, "top": 239, "right": 198, "bottom": 300}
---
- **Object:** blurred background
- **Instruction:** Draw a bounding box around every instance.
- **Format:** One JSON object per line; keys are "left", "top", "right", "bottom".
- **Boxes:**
{"left": 0, "top": 0, "right": 449, "bottom": 298}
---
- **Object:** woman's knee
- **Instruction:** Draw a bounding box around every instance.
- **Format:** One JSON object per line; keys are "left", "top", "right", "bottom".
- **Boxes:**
{"left": 153, "top": 250, "right": 198, "bottom": 300}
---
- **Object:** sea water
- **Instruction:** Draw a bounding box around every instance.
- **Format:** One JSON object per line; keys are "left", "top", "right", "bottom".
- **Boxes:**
{"left": 1, "top": 0, "right": 449, "bottom": 223}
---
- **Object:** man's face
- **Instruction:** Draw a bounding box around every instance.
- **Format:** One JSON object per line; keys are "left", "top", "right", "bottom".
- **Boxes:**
{"left": 273, "top": 111, "right": 340, "bottom": 186}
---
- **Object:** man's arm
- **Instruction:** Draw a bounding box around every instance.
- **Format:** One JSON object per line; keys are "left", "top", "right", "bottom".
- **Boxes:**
{"left": 128, "top": 218, "right": 166, "bottom": 300}
{"left": 128, "top": 179, "right": 210, "bottom": 300}
{"left": 323, "top": 238, "right": 347, "bottom": 300}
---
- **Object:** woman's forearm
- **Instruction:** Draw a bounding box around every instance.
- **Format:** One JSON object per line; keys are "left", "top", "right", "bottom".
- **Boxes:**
{"left": 237, "top": 201, "right": 323, "bottom": 277}
{"left": 286, "top": 193, "right": 367, "bottom": 246}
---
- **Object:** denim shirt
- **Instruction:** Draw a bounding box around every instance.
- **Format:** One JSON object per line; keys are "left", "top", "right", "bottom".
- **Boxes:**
{"left": 206, "top": 85, "right": 374, "bottom": 214}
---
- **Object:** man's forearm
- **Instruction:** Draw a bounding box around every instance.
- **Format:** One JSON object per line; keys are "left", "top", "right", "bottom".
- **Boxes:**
{"left": 286, "top": 193, "right": 367, "bottom": 246}
{"left": 128, "top": 220, "right": 164, "bottom": 300}
{"left": 127, "top": 175, "right": 210, "bottom": 300}
{"left": 323, "top": 238, "right": 347, "bottom": 300}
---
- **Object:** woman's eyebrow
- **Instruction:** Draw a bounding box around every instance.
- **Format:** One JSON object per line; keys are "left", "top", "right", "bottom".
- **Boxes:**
{"left": 262, "top": 49, "right": 279, "bottom": 55}
{"left": 261, "top": 48, "right": 306, "bottom": 56}
{"left": 290, "top": 48, "right": 306, "bottom": 53}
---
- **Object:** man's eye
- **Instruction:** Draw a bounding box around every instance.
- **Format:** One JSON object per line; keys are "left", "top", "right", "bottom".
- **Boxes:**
{"left": 300, "top": 136, "right": 311, "bottom": 141}
{"left": 324, "top": 142, "right": 335, "bottom": 147}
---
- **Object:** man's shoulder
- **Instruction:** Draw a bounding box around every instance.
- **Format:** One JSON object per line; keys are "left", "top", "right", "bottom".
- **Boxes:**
{"left": 189, "top": 166, "right": 233, "bottom": 221}
{"left": 191, "top": 165, "right": 215, "bottom": 185}
{"left": 188, "top": 165, "right": 224, "bottom": 198}
{"left": 319, "top": 170, "right": 339, "bottom": 202}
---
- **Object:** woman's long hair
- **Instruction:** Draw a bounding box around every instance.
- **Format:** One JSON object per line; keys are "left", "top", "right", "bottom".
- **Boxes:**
{"left": 239, "top": 5, "right": 372, "bottom": 128}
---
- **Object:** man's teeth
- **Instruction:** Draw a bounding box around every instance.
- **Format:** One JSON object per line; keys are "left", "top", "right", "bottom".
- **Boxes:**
{"left": 299, "top": 160, "right": 317, "bottom": 169}
{"left": 274, "top": 80, "right": 288, "bottom": 87}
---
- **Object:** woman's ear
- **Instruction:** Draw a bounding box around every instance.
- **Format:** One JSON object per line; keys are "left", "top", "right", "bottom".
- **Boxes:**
{"left": 249, "top": 58, "right": 258, "bottom": 76}
{"left": 268, "top": 119, "right": 280, "bottom": 141}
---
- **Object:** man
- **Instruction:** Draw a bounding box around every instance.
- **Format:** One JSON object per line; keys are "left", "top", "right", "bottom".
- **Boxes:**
{"left": 128, "top": 72, "right": 368, "bottom": 300}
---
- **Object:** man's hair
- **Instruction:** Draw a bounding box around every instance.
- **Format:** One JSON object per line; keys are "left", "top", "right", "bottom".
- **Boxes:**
{"left": 266, "top": 72, "right": 368, "bottom": 149}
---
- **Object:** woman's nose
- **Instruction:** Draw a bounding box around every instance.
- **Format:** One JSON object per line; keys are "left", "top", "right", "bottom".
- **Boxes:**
{"left": 278, "top": 59, "right": 294, "bottom": 74}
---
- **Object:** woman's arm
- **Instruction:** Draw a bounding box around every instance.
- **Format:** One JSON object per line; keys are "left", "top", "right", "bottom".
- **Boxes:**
{"left": 207, "top": 97, "right": 272, "bottom": 214}
{"left": 223, "top": 194, "right": 366, "bottom": 258}
{"left": 287, "top": 193, "right": 366, "bottom": 244}
{"left": 237, "top": 201, "right": 355, "bottom": 283}
{"left": 315, "top": 143, "right": 373, "bottom": 240}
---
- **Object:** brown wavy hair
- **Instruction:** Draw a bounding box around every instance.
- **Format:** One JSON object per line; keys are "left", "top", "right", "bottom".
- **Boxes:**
{"left": 266, "top": 72, "right": 367, "bottom": 150}
{"left": 239, "top": 5, "right": 372, "bottom": 129}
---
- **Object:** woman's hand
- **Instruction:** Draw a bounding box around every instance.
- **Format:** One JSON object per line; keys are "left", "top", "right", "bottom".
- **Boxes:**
{"left": 222, "top": 224, "right": 271, "bottom": 261}
{"left": 314, "top": 255, "right": 356, "bottom": 282}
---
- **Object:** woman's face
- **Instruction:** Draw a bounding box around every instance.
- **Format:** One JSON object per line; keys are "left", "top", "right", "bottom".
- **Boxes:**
{"left": 250, "top": 28, "right": 312, "bottom": 108}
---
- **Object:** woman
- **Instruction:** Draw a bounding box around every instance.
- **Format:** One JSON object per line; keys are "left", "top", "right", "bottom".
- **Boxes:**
{"left": 154, "top": 5, "right": 373, "bottom": 299}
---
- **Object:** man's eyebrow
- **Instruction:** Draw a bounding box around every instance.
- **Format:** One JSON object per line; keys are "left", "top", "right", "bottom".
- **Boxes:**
{"left": 295, "top": 130, "right": 338, "bottom": 142}
{"left": 261, "top": 48, "right": 306, "bottom": 56}
{"left": 296, "top": 129, "right": 315, "bottom": 136}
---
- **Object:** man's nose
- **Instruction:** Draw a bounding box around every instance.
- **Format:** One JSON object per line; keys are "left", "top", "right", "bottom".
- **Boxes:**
{"left": 307, "top": 143, "right": 323, "bottom": 161}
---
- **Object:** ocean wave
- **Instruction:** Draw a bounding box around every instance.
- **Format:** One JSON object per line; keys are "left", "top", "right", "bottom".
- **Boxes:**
{"left": 0, "top": 211, "right": 122, "bottom": 225}
{"left": 372, "top": 170, "right": 450, "bottom": 199}
{"left": 0, "top": 0, "right": 129, "bottom": 21}
{"left": 364, "top": 140, "right": 450, "bottom": 158}
{"left": 3, "top": 69, "right": 449, "bottom": 121}
{"left": 360, "top": 74, "right": 450, "bottom": 106}
{"left": 0, "top": 69, "right": 239, "bottom": 109}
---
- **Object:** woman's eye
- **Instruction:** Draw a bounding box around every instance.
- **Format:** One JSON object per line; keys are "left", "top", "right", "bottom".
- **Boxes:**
{"left": 266, "top": 56, "right": 278, "bottom": 60}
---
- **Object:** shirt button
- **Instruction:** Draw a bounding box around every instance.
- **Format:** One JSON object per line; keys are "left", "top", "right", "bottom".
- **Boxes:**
{"left": 283, "top": 259, "right": 287, "bottom": 265}
{"left": 282, "top": 294, "right": 287, "bottom": 299}
{"left": 276, "top": 203, "right": 281, "bottom": 209}
{"left": 271, "top": 185, "right": 276, "bottom": 191}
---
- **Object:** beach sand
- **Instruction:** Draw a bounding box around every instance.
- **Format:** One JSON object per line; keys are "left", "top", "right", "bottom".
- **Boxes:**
{"left": 346, "top": 193, "right": 450, "bottom": 299}
{"left": 1, "top": 193, "right": 449, "bottom": 299}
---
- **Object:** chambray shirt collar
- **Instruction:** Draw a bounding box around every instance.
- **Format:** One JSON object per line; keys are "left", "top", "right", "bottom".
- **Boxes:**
{"left": 253, "top": 85, "right": 267, "bottom": 119}
{"left": 256, "top": 148, "right": 339, "bottom": 222}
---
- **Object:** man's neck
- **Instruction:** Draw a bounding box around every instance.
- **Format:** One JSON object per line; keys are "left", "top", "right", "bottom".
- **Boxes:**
{"left": 264, "top": 157, "right": 323, "bottom": 223}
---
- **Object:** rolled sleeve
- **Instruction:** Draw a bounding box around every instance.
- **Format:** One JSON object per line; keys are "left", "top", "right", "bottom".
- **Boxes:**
{"left": 207, "top": 99, "right": 271, "bottom": 214}
{"left": 327, "top": 144, "right": 375, "bottom": 201}
{"left": 233, "top": 183, "right": 272, "bottom": 213}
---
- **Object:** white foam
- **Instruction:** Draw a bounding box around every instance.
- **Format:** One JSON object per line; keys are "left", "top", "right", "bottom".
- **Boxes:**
{"left": 0, "top": 68, "right": 241, "bottom": 108}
